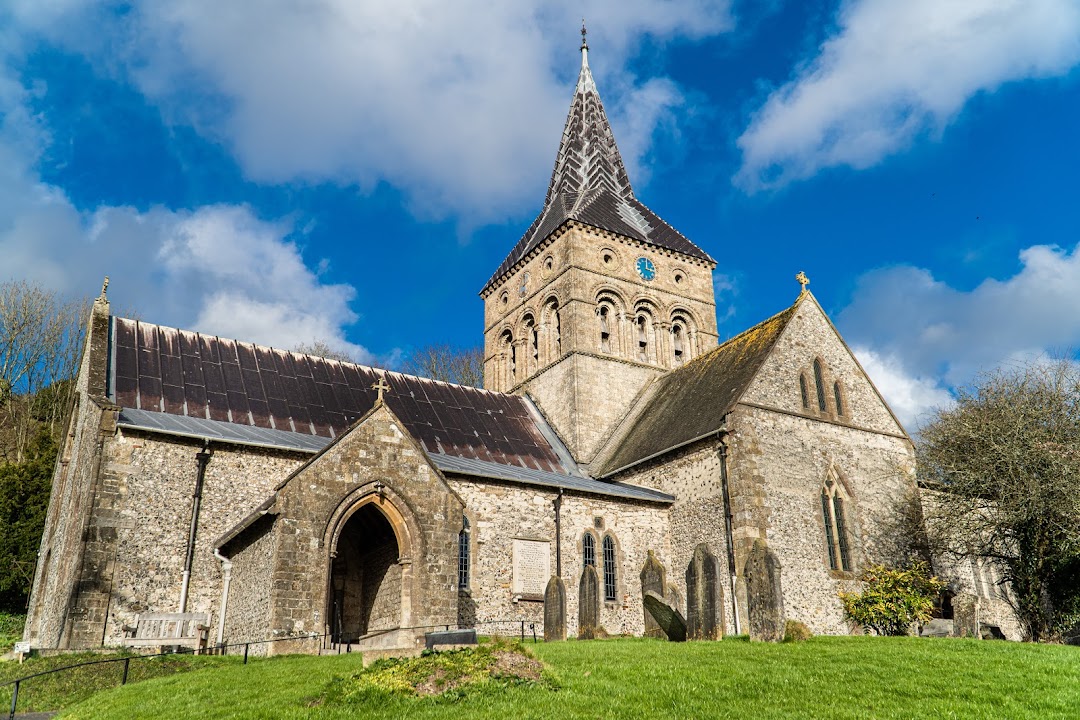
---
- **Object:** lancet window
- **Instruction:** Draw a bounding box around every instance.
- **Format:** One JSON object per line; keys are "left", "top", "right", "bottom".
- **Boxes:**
{"left": 602, "top": 535, "right": 617, "bottom": 601}
{"left": 458, "top": 516, "right": 470, "bottom": 590}
{"left": 813, "top": 359, "right": 828, "bottom": 412}
{"left": 582, "top": 532, "right": 596, "bottom": 568}
{"left": 821, "top": 477, "right": 852, "bottom": 572}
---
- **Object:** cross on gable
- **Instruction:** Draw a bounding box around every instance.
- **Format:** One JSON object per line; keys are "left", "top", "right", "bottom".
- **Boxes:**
{"left": 796, "top": 271, "right": 810, "bottom": 293}
{"left": 372, "top": 377, "right": 391, "bottom": 403}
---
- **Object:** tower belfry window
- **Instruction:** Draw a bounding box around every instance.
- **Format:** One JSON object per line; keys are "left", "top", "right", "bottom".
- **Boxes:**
{"left": 672, "top": 324, "right": 684, "bottom": 365}
{"left": 599, "top": 306, "right": 611, "bottom": 353}
{"left": 637, "top": 316, "right": 649, "bottom": 363}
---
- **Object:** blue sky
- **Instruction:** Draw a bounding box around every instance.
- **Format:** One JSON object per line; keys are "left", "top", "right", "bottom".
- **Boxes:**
{"left": 2, "top": 0, "right": 1080, "bottom": 430}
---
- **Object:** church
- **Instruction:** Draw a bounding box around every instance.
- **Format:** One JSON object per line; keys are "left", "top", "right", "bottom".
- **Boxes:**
{"left": 24, "top": 35, "right": 990, "bottom": 653}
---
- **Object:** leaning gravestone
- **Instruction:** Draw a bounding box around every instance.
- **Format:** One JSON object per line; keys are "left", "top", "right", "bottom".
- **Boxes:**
{"left": 744, "top": 539, "right": 785, "bottom": 642}
{"left": 640, "top": 550, "right": 667, "bottom": 638}
{"left": 544, "top": 576, "right": 566, "bottom": 642}
{"left": 643, "top": 590, "right": 687, "bottom": 641}
{"left": 686, "top": 543, "right": 724, "bottom": 640}
{"left": 578, "top": 565, "right": 600, "bottom": 640}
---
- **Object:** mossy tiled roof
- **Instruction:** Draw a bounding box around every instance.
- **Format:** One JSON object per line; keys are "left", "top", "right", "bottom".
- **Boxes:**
{"left": 597, "top": 303, "right": 798, "bottom": 477}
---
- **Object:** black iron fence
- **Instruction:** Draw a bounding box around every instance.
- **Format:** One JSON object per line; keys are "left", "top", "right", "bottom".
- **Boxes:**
{"left": 3, "top": 618, "right": 542, "bottom": 719}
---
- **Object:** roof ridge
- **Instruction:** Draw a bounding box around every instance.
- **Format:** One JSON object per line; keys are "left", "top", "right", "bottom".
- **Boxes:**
{"left": 113, "top": 315, "right": 505, "bottom": 397}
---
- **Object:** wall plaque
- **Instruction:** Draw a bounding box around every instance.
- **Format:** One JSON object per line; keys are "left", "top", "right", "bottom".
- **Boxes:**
{"left": 512, "top": 538, "right": 550, "bottom": 598}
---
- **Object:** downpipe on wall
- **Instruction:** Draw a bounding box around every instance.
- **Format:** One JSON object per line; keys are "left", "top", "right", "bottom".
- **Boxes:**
{"left": 179, "top": 440, "right": 212, "bottom": 614}
{"left": 718, "top": 433, "right": 741, "bottom": 635}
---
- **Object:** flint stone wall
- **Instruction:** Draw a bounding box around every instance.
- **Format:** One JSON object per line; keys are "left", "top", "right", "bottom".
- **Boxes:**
{"left": 449, "top": 477, "right": 670, "bottom": 637}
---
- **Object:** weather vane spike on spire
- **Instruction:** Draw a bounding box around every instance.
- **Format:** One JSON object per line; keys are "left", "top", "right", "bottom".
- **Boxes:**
{"left": 796, "top": 271, "right": 810, "bottom": 294}
{"left": 581, "top": 19, "right": 588, "bottom": 50}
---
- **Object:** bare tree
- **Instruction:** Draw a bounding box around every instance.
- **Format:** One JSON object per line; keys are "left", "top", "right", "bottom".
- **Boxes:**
{"left": 401, "top": 344, "right": 484, "bottom": 387}
{"left": 0, "top": 281, "right": 88, "bottom": 462}
{"left": 918, "top": 356, "right": 1080, "bottom": 640}
{"left": 293, "top": 340, "right": 358, "bottom": 364}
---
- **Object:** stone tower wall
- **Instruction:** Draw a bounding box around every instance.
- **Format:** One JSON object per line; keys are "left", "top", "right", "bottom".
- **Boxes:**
{"left": 483, "top": 222, "right": 718, "bottom": 461}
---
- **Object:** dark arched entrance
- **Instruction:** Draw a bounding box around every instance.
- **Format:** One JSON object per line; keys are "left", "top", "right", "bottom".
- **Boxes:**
{"left": 329, "top": 503, "right": 402, "bottom": 643}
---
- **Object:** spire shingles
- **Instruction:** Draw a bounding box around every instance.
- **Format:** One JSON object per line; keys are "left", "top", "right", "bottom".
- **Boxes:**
{"left": 482, "top": 38, "right": 713, "bottom": 294}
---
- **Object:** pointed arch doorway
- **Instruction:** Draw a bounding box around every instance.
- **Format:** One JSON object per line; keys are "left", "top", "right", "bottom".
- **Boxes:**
{"left": 328, "top": 500, "right": 409, "bottom": 644}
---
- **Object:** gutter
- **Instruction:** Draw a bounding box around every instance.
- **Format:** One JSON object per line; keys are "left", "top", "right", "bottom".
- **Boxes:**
{"left": 717, "top": 433, "right": 741, "bottom": 635}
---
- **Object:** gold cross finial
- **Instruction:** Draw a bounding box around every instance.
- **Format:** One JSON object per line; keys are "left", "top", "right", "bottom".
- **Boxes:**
{"left": 796, "top": 271, "right": 810, "bottom": 294}
{"left": 372, "top": 376, "right": 391, "bottom": 403}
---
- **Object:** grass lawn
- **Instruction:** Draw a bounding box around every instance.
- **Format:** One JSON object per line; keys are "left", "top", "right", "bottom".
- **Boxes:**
{"left": 0, "top": 613, "right": 24, "bottom": 655}
{"left": 47, "top": 636, "right": 1080, "bottom": 720}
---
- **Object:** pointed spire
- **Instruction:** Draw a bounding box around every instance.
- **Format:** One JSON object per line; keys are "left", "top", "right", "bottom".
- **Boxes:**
{"left": 543, "top": 26, "right": 633, "bottom": 207}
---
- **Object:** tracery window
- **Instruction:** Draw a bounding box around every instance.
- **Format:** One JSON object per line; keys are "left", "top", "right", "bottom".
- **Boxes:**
{"left": 821, "top": 478, "right": 852, "bottom": 572}
{"left": 458, "top": 516, "right": 470, "bottom": 589}
{"left": 602, "top": 535, "right": 617, "bottom": 601}
{"left": 582, "top": 532, "right": 596, "bottom": 568}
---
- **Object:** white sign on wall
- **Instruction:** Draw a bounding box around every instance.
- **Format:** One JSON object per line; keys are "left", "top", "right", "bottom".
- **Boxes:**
{"left": 511, "top": 538, "right": 550, "bottom": 597}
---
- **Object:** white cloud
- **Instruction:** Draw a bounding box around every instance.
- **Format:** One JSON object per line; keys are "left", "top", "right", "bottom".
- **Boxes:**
{"left": 0, "top": 59, "right": 374, "bottom": 361}
{"left": 736, "top": 0, "right": 1080, "bottom": 189}
{"left": 851, "top": 345, "right": 953, "bottom": 431}
{"left": 9, "top": 0, "right": 733, "bottom": 222}
{"left": 839, "top": 242, "right": 1080, "bottom": 427}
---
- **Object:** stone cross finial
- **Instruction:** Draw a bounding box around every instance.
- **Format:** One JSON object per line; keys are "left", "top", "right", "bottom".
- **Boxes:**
{"left": 98, "top": 276, "right": 110, "bottom": 301}
{"left": 796, "top": 271, "right": 809, "bottom": 294}
{"left": 372, "top": 376, "right": 391, "bottom": 403}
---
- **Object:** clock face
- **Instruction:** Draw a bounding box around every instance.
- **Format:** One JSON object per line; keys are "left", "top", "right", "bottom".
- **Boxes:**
{"left": 635, "top": 257, "right": 656, "bottom": 281}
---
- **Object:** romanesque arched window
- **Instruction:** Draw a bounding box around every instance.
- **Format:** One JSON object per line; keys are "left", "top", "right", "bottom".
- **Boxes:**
{"left": 799, "top": 373, "right": 810, "bottom": 409}
{"left": 670, "top": 318, "right": 687, "bottom": 366}
{"left": 500, "top": 330, "right": 515, "bottom": 387}
{"left": 582, "top": 532, "right": 596, "bottom": 568}
{"left": 602, "top": 535, "right": 617, "bottom": 601}
{"left": 821, "top": 478, "right": 852, "bottom": 572}
{"left": 630, "top": 315, "right": 648, "bottom": 362}
{"left": 522, "top": 314, "right": 538, "bottom": 372}
{"left": 813, "top": 359, "right": 827, "bottom": 412}
{"left": 833, "top": 381, "right": 844, "bottom": 417}
{"left": 545, "top": 298, "right": 562, "bottom": 361}
{"left": 599, "top": 305, "right": 612, "bottom": 354}
{"left": 458, "top": 516, "right": 470, "bottom": 590}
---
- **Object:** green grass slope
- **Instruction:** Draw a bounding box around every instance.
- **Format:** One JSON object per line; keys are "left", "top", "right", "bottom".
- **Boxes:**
{"left": 54, "top": 636, "right": 1080, "bottom": 720}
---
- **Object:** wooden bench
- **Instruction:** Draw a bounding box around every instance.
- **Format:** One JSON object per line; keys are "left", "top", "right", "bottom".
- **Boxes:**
{"left": 123, "top": 612, "right": 210, "bottom": 652}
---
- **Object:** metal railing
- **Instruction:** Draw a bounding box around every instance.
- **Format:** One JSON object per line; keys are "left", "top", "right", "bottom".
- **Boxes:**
{"left": 3, "top": 618, "right": 542, "bottom": 719}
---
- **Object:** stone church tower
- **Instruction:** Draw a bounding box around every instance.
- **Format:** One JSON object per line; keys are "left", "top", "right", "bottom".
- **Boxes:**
{"left": 481, "top": 34, "right": 718, "bottom": 466}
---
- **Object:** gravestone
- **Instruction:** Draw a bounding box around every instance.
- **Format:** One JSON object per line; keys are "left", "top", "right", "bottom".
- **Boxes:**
{"left": 744, "top": 539, "right": 785, "bottom": 642}
{"left": 639, "top": 550, "right": 667, "bottom": 638}
{"left": 686, "top": 543, "right": 724, "bottom": 640}
{"left": 665, "top": 583, "right": 683, "bottom": 615}
{"left": 952, "top": 594, "right": 979, "bottom": 638}
{"left": 919, "top": 618, "right": 953, "bottom": 638}
{"left": 578, "top": 564, "right": 600, "bottom": 640}
{"left": 544, "top": 576, "right": 566, "bottom": 642}
{"left": 643, "top": 590, "right": 687, "bottom": 641}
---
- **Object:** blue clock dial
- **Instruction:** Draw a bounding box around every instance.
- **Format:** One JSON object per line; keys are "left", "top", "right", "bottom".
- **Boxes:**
{"left": 635, "top": 257, "right": 656, "bottom": 281}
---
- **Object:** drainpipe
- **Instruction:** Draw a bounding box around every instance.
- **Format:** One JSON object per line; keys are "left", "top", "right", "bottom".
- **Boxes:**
{"left": 213, "top": 549, "right": 232, "bottom": 645}
{"left": 718, "top": 434, "right": 741, "bottom": 635}
{"left": 553, "top": 489, "right": 564, "bottom": 577}
{"left": 179, "top": 441, "right": 212, "bottom": 613}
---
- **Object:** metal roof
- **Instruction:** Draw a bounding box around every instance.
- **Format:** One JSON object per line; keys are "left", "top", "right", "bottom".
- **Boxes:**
{"left": 429, "top": 453, "right": 674, "bottom": 503}
{"left": 117, "top": 408, "right": 331, "bottom": 453}
{"left": 109, "top": 317, "right": 569, "bottom": 473}
{"left": 482, "top": 43, "right": 713, "bottom": 294}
